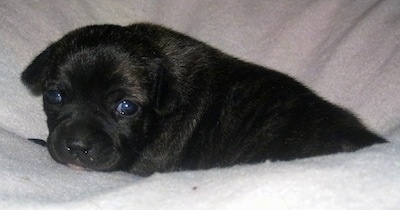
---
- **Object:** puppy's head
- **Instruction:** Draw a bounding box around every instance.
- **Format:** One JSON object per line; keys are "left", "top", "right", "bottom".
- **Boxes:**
{"left": 21, "top": 25, "right": 175, "bottom": 171}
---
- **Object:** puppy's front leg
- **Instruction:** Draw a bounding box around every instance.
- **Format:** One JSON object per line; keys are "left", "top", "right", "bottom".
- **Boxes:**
{"left": 129, "top": 106, "right": 204, "bottom": 176}
{"left": 129, "top": 148, "right": 178, "bottom": 176}
{"left": 129, "top": 132, "right": 188, "bottom": 176}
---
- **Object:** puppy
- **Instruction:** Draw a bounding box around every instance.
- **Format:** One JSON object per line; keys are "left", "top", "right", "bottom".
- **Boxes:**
{"left": 21, "top": 23, "right": 386, "bottom": 176}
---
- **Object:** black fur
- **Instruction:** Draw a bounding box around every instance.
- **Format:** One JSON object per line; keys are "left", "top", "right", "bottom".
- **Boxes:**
{"left": 21, "top": 23, "right": 386, "bottom": 176}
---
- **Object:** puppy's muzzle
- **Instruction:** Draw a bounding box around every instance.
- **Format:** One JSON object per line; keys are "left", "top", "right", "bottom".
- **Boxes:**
{"left": 49, "top": 119, "right": 117, "bottom": 170}
{"left": 65, "top": 122, "right": 104, "bottom": 163}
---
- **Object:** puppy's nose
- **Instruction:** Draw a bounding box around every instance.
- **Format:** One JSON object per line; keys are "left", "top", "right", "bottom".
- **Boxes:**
{"left": 66, "top": 139, "right": 92, "bottom": 157}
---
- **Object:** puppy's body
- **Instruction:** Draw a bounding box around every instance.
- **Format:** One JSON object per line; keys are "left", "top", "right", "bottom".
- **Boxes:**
{"left": 21, "top": 23, "right": 385, "bottom": 176}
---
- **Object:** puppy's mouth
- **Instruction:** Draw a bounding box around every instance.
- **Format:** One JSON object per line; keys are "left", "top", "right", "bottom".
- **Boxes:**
{"left": 67, "top": 163, "right": 91, "bottom": 171}
{"left": 64, "top": 151, "right": 96, "bottom": 171}
{"left": 53, "top": 143, "right": 123, "bottom": 172}
{"left": 52, "top": 146, "right": 123, "bottom": 172}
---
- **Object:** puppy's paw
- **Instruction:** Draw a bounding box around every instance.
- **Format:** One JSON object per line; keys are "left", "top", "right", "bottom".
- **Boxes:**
{"left": 129, "top": 156, "right": 176, "bottom": 177}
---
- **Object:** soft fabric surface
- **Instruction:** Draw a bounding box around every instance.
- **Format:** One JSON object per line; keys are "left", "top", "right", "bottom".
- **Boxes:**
{"left": 1, "top": 0, "right": 399, "bottom": 209}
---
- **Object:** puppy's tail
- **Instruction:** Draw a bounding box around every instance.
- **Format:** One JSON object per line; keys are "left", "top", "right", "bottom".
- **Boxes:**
{"left": 27, "top": 138, "right": 47, "bottom": 147}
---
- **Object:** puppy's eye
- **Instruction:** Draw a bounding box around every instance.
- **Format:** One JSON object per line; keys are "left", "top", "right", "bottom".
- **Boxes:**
{"left": 116, "top": 100, "right": 139, "bottom": 116}
{"left": 44, "top": 90, "right": 63, "bottom": 104}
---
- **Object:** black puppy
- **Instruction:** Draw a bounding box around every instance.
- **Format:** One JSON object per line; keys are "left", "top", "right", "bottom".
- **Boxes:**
{"left": 21, "top": 23, "right": 385, "bottom": 176}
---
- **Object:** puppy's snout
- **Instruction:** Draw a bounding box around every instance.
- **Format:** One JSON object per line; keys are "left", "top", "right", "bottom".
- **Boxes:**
{"left": 63, "top": 121, "right": 104, "bottom": 163}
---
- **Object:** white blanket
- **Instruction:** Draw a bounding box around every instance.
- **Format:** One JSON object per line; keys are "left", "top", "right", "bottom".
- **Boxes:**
{"left": 1, "top": 0, "right": 399, "bottom": 209}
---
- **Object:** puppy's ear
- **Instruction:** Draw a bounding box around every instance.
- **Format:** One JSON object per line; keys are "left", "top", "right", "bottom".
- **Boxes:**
{"left": 155, "top": 65, "right": 164, "bottom": 109}
{"left": 21, "top": 47, "right": 52, "bottom": 95}
{"left": 152, "top": 61, "right": 180, "bottom": 114}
